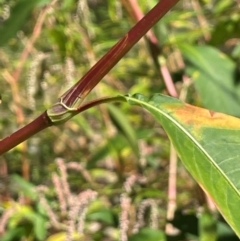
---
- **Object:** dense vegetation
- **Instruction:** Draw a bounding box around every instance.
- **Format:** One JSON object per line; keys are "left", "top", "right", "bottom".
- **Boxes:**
{"left": 0, "top": 0, "right": 240, "bottom": 240}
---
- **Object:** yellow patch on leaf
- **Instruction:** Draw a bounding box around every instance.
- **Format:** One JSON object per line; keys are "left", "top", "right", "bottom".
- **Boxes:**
{"left": 163, "top": 103, "right": 240, "bottom": 132}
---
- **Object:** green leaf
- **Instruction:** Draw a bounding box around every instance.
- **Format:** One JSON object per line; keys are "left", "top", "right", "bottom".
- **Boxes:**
{"left": 213, "top": 0, "right": 234, "bottom": 14}
{"left": 1, "top": 227, "right": 25, "bottom": 241}
{"left": 86, "top": 133, "right": 131, "bottom": 169}
{"left": 87, "top": 129, "right": 151, "bottom": 169}
{"left": 129, "top": 228, "right": 166, "bottom": 241}
{"left": 180, "top": 44, "right": 240, "bottom": 116}
{"left": 108, "top": 103, "right": 139, "bottom": 157}
{"left": 10, "top": 175, "right": 37, "bottom": 200}
{"left": 217, "top": 221, "right": 239, "bottom": 239}
{"left": 122, "top": 93, "right": 240, "bottom": 237}
{"left": 0, "top": 0, "right": 50, "bottom": 47}
{"left": 87, "top": 208, "right": 115, "bottom": 225}
{"left": 34, "top": 215, "right": 47, "bottom": 240}
{"left": 90, "top": 168, "right": 118, "bottom": 184}
{"left": 48, "top": 27, "right": 68, "bottom": 58}
{"left": 210, "top": 17, "right": 240, "bottom": 45}
{"left": 199, "top": 210, "right": 217, "bottom": 241}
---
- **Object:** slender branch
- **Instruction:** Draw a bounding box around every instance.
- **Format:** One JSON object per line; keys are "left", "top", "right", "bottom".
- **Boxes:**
{"left": 77, "top": 96, "right": 126, "bottom": 113}
{"left": 121, "top": 0, "right": 178, "bottom": 97}
{"left": 53, "top": 0, "right": 180, "bottom": 109}
{"left": 0, "top": 113, "right": 52, "bottom": 155}
{"left": 120, "top": 0, "right": 159, "bottom": 45}
{"left": 0, "top": 0, "right": 180, "bottom": 155}
{"left": 0, "top": 96, "right": 125, "bottom": 155}
{"left": 1, "top": 0, "right": 58, "bottom": 177}
{"left": 3, "top": 66, "right": 29, "bottom": 180}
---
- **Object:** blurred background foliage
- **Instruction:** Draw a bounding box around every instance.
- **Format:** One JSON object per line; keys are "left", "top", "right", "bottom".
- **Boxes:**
{"left": 0, "top": 0, "right": 240, "bottom": 240}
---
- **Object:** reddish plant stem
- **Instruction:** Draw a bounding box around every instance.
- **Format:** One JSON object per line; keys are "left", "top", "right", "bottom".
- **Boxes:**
{"left": 0, "top": 0, "right": 180, "bottom": 155}
{"left": 3, "top": 63, "right": 29, "bottom": 179}
{"left": 61, "top": 0, "right": 180, "bottom": 106}
{"left": 121, "top": 0, "right": 178, "bottom": 97}
{"left": 0, "top": 113, "right": 51, "bottom": 155}
{"left": 121, "top": 0, "right": 159, "bottom": 45}
{"left": 77, "top": 96, "right": 125, "bottom": 113}
{"left": 4, "top": 0, "right": 57, "bottom": 179}
{"left": 0, "top": 95, "right": 123, "bottom": 155}
{"left": 121, "top": 2, "right": 178, "bottom": 232}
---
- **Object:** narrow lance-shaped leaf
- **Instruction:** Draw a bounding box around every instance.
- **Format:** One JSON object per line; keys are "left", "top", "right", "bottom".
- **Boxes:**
{"left": 122, "top": 93, "right": 240, "bottom": 237}
{"left": 0, "top": 0, "right": 50, "bottom": 47}
{"left": 179, "top": 44, "right": 240, "bottom": 116}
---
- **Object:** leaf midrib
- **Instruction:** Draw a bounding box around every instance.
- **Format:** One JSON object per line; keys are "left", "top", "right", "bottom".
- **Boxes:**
{"left": 127, "top": 96, "right": 240, "bottom": 198}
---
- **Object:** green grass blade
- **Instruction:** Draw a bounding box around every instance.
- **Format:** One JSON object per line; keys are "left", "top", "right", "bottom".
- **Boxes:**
{"left": 0, "top": 0, "right": 50, "bottom": 47}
